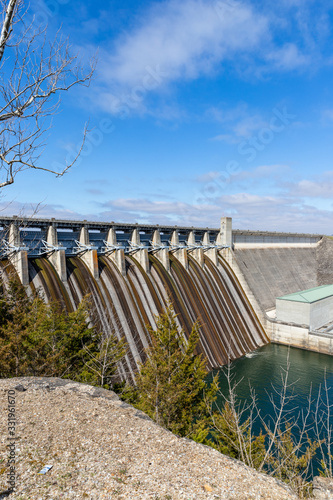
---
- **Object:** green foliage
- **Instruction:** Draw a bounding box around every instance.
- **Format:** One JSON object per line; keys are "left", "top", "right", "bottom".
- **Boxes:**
{"left": 79, "top": 327, "right": 128, "bottom": 389}
{"left": 210, "top": 401, "right": 266, "bottom": 469}
{"left": 123, "top": 303, "right": 219, "bottom": 440}
{"left": 0, "top": 278, "right": 127, "bottom": 387}
{"left": 211, "top": 402, "right": 318, "bottom": 497}
{"left": 266, "top": 423, "right": 319, "bottom": 497}
{"left": 320, "top": 455, "right": 333, "bottom": 477}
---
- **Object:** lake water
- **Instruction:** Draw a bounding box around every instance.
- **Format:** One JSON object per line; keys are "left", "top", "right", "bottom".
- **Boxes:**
{"left": 214, "top": 343, "right": 333, "bottom": 476}
{"left": 217, "top": 343, "right": 333, "bottom": 405}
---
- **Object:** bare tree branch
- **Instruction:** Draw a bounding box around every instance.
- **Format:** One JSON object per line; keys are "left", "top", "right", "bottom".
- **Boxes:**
{"left": 0, "top": 0, "right": 17, "bottom": 63}
{"left": 0, "top": 0, "right": 96, "bottom": 188}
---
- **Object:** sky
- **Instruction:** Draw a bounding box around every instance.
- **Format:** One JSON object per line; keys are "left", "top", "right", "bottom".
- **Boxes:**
{"left": 2, "top": 0, "right": 333, "bottom": 233}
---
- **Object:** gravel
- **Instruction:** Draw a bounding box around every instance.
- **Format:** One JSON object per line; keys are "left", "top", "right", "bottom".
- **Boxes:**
{"left": 0, "top": 377, "right": 298, "bottom": 500}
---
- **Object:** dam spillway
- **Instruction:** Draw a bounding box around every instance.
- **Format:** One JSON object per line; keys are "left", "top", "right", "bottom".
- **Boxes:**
{"left": 2, "top": 215, "right": 330, "bottom": 374}
{"left": 0, "top": 252, "right": 268, "bottom": 379}
{"left": 0, "top": 216, "right": 269, "bottom": 379}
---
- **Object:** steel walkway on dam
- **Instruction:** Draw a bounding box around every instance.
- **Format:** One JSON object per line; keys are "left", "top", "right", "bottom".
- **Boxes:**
{"left": 0, "top": 216, "right": 223, "bottom": 258}
{"left": 0, "top": 215, "right": 323, "bottom": 259}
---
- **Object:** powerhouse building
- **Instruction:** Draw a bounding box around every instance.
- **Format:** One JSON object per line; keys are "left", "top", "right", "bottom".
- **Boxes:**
{"left": 276, "top": 285, "right": 333, "bottom": 331}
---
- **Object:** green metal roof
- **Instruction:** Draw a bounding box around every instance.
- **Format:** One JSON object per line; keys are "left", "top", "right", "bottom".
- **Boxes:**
{"left": 277, "top": 285, "right": 333, "bottom": 304}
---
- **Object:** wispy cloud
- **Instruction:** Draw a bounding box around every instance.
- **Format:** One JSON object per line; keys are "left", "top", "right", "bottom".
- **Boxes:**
{"left": 92, "top": 0, "right": 333, "bottom": 117}
{"left": 321, "top": 109, "right": 333, "bottom": 123}
{"left": 2, "top": 187, "right": 333, "bottom": 234}
{"left": 96, "top": 0, "right": 270, "bottom": 115}
{"left": 86, "top": 189, "right": 105, "bottom": 196}
{"left": 0, "top": 201, "right": 86, "bottom": 220}
{"left": 217, "top": 193, "right": 333, "bottom": 234}
{"left": 192, "top": 165, "right": 333, "bottom": 232}
{"left": 100, "top": 1, "right": 268, "bottom": 86}
{"left": 285, "top": 172, "right": 333, "bottom": 199}
{"left": 99, "top": 197, "right": 220, "bottom": 226}
{"left": 196, "top": 164, "right": 287, "bottom": 185}
{"left": 265, "top": 43, "right": 310, "bottom": 71}
{"left": 208, "top": 102, "right": 273, "bottom": 143}
{"left": 98, "top": 194, "right": 333, "bottom": 233}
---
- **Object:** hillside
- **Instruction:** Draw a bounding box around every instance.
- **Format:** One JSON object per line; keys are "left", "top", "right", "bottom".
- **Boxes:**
{"left": 0, "top": 377, "right": 299, "bottom": 499}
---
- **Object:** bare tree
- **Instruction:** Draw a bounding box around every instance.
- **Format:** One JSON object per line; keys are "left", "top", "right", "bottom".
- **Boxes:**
{"left": 209, "top": 353, "right": 321, "bottom": 498}
{"left": 82, "top": 331, "right": 128, "bottom": 389}
{"left": 0, "top": 0, "right": 95, "bottom": 188}
{"left": 314, "top": 371, "right": 333, "bottom": 478}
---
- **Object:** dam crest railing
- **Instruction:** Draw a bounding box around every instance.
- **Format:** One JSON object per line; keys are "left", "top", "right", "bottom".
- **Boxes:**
{"left": 0, "top": 215, "right": 323, "bottom": 285}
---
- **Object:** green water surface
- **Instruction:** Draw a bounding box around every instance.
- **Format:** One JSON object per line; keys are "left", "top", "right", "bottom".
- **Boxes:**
{"left": 214, "top": 343, "right": 333, "bottom": 476}
{"left": 217, "top": 343, "right": 333, "bottom": 406}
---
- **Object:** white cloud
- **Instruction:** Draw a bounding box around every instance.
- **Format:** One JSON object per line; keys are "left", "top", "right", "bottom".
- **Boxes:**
{"left": 0, "top": 201, "right": 86, "bottom": 220}
{"left": 2, "top": 190, "right": 333, "bottom": 234}
{"left": 207, "top": 102, "right": 248, "bottom": 123}
{"left": 98, "top": 194, "right": 333, "bottom": 234}
{"left": 211, "top": 133, "right": 239, "bottom": 144}
{"left": 220, "top": 192, "right": 284, "bottom": 207}
{"left": 101, "top": 1, "right": 268, "bottom": 87}
{"left": 286, "top": 176, "right": 333, "bottom": 199}
{"left": 216, "top": 193, "right": 333, "bottom": 234}
{"left": 196, "top": 171, "right": 223, "bottom": 183}
{"left": 192, "top": 165, "right": 333, "bottom": 232}
{"left": 88, "top": 1, "right": 333, "bottom": 118}
{"left": 107, "top": 198, "right": 191, "bottom": 214}
{"left": 233, "top": 164, "right": 290, "bottom": 181}
{"left": 322, "top": 109, "right": 333, "bottom": 123}
{"left": 96, "top": 0, "right": 270, "bottom": 115}
{"left": 195, "top": 165, "right": 287, "bottom": 186}
{"left": 265, "top": 43, "right": 310, "bottom": 71}
{"left": 86, "top": 189, "right": 105, "bottom": 196}
{"left": 208, "top": 102, "right": 270, "bottom": 143}
{"left": 99, "top": 197, "right": 221, "bottom": 227}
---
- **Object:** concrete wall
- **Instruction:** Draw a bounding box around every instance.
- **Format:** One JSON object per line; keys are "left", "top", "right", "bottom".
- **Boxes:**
{"left": 233, "top": 232, "right": 320, "bottom": 246}
{"left": 220, "top": 248, "right": 266, "bottom": 327}
{"left": 266, "top": 319, "right": 333, "bottom": 355}
{"left": 317, "top": 237, "right": 333, "bottom": 285}
{"left": 276, "top": 296, "right": 333, "bottom": 330}
{"left": 222, "top": 241, "right": 333, "bottom": 355}
{"left": 276, "top": 299, "right": 310, "bottom": 327}
{"left": 233, "top": 247, "right": 318, "bottom": 312}
{"left": 310, "top": 296, "right": 333, "bottom": 329}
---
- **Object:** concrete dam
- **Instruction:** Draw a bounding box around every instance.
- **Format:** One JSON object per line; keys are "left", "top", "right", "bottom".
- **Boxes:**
{"left": 0, "top": 215, "right": 332, "bottom": 379}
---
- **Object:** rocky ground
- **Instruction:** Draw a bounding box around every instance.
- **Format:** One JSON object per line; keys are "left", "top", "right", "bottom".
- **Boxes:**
{"left": 0, "top": 377, "right": 320, "bottom": 499}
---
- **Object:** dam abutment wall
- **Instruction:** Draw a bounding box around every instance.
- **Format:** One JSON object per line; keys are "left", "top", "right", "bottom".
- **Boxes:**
{"left": 224, "top": 232, "right": 333, "bottom": 355}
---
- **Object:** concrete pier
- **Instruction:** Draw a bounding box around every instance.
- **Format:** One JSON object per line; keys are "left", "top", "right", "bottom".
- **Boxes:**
{"left": 151, "top": 230, "right": 170, "bottom": 272}
{"left": 130, "top": 228, "right": 149, "bottom": 273}
{"left": 187, "top": 231, "right": 204, "bottom": 267}
{"left": 170, "top": 230, "right": 188, "bottom": 270}
{"left": 105, "top": 228, "right": 126, "bottom": 276}
{"left": 78, "top": 227, "right": 99, "bottom": 280}
{"left": 219, "top": 217, "right": 232, "bottom": 247}
{"left": 203, "top": 231, "right": 219, "bottom": 266}
{"left": 46, "top": 225, "right": 67, "bottom": 282}
{"left": 8, "top": 223, "right": 29, "bottom": 285}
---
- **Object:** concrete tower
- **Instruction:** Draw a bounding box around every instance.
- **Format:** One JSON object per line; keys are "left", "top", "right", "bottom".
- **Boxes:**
{"left": 219, "top": 217, "right": 232, "bottom": 247}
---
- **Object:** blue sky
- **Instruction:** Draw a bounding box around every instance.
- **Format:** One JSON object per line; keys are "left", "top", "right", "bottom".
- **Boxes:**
{"left": 2, "top": 0, "right": 333, "bottom": 233}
